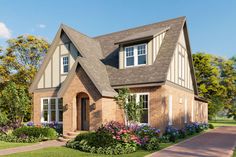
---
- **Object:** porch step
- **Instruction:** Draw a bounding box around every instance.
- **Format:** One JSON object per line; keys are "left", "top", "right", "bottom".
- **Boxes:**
{"left": 63, "top": 134, "right": 77, "bottom": 139}
{"left": 57, "top": 131, "right": 88, "bottom": 143}
{"left": 57, "top": 137, "right": 70, "bottom": 142}
{"left": 67, "top": 131, "right": 81, "bottom": 136}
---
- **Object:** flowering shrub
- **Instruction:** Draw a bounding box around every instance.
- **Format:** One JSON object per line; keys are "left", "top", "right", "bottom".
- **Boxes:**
{"left": 164, "top": 125, "right": 179, "bottom": 142}
{"left": 102, "top": 121, "right": 140, "bottom": 145}
{"left": 130, "top": 124, "right": 160, "bottom": 149}
{"left": 185, "top": 123, "right": 196, "bottom": 135}
{"left": 26, "top": 121, "right": 63, "bottom": 134}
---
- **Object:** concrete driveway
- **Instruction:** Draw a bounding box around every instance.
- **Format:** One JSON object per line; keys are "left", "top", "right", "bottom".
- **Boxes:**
{"left": 150, "top": 126, "right": 236, "bottom": 157}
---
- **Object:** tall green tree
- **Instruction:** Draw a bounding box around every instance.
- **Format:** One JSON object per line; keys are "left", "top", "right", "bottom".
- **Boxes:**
{"left": 2, "top": 35, "right": 49, "bottom": 87}
{"left": 0, "top": 35, "right": 49, "bottom": 121}
{"left": 193, "top": 53, "right": 226, "bottom": 119}
{"left": 0, "top": 81, "right": 30, "bottom": 126}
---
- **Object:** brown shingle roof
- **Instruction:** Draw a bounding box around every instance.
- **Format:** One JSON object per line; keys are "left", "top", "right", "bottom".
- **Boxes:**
{"left": 115, "top": 26, "right": 170, "bottom": 44}
{"left": 58, "top": 25, "right": 116, "bottom": 97}
{"left": 94, "top": 16, "right": 186, "bottom": 87}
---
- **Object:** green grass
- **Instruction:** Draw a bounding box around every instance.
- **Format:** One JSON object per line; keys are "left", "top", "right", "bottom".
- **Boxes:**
{"left": 209, "top": 119, "right": 236, "bottom": 127}
{"left": 4, "top": 133, "right": 203, "bottom": 157}
{"left": 0, "top": 141, "right": 31, "bottom": 149}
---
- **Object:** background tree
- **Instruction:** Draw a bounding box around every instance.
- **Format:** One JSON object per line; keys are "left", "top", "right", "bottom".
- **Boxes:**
{"left": 0, "top": 81, "right": 30, "bottom": 127}
{"left": 0, "top": 35, "right": 49, "bottom": 121}
{"left": 193, "top": 53, "right": 226, "bottom": 119}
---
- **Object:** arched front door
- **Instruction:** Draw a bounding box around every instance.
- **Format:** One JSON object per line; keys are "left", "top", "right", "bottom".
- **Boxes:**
{"left": 76, "top": 92, "right": 89, "bottom": 130}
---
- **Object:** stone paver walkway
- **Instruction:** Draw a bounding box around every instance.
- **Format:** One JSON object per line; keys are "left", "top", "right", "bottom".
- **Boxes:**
{"left": 0, "top": 140, "right": 65, "bottom": 156}
{"left": 150, "top": 126, "right": 236, "bottom": 157}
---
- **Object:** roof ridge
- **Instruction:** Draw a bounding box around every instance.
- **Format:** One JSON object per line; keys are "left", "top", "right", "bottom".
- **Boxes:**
{"left": 61, "top": 24, "right": 100, "bottom": 44}
{"left": 93, "top": 16, "right": 186, "bottom": 39}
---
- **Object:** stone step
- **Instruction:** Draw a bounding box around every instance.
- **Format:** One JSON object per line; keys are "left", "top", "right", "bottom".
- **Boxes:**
{"left": 57, "top": 137, "right": 70, "bottom": 142}
{"left": 63, "top": 135, "right": 76, "bottom": 139}
{"left": 67, "top": 131, "right": 81, "bottom": 136}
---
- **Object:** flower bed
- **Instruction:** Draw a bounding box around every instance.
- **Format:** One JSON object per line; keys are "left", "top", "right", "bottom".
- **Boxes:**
{"left": 0, "top": 122, "right": 58, "bottom": 143}
{"left": 67, "top": 121, "right": 210, "bottom": 155}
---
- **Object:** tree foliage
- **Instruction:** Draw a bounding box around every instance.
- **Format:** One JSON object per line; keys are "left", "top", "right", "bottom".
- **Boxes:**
{"left": 0, "top": 35, "right": 49, "bottom": 122}
{"left": 193, "top": 53, "right": 236, "bottom": 119}
{"left": 0, "top": 81, "right": 30, "bottom": 126}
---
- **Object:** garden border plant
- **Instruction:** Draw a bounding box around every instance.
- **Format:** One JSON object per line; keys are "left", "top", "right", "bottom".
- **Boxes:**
{"left": 67, "top": 121, "right": 211, "bottom": 155}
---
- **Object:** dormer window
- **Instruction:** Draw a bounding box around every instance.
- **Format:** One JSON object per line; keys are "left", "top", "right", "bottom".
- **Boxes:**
{"left": 125, "top": 43, "right": 147, "bottom": 67}
{"left": 61, "top": 56, "right": 69, "bottom": 74}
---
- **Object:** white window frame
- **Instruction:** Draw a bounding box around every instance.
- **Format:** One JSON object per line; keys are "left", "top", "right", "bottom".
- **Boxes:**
{"left": 124, "top": 43, "right": 147, "bottom": 68}
{"left": 61, "top": 55, "right": 69, "bottom": 74}
{"left": 127, "top": 92, "right": 150, "bottom": 125}
{"left": 41, "top": 97, "right": 63, "bottom": 124}
{"left": 168, "top": 95, "right": 173, "bottom": 125}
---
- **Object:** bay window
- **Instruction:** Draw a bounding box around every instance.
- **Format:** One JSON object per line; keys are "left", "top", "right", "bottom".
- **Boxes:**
{"left": 125, "top": 44, "right": 147, "bottom": 67}
{"left": 41, "top": 98, "right": 63, "bottom": 123}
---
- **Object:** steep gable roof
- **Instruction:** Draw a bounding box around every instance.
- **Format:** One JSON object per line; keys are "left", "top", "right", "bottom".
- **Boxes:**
{"left": 29, "top": 24, "right": 116, "bottom": 97}
{"left": 94, "top": 16, "right": 198, "bottom": 94}
{"left": 30, "top": 16, "right": 198, "bottom": 96}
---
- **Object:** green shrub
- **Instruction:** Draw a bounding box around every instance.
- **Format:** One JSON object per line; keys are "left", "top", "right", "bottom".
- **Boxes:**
{"left": 0, "top": 134, "right": 43, "bottom": 143}
{"left": 66, "top": 131, "right": 137, "bottom": 155}
{"left": 144, "top": 137, "right": 159, "bottom": 151}
{"left": 209, "top": 124, "right": 214, "bottom": 129}
{"left": 12, "top": 126, "right": 57, "bottom": 139}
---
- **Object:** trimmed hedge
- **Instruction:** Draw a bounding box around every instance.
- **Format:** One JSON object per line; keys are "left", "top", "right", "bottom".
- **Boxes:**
{"left": 12, "top": 126, "right": 57, "bottom": 140}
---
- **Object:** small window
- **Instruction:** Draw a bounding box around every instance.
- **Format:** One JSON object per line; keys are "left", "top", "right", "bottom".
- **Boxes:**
{"left": 137, "top": 45, "right": 146, "bottom": 65}
{"left": 125, "top": 44, "right": 147, "bottom": 67}
{"left": 125, "top": 47, "right": 134, "bottom": 66}
{"left": 61, "top": 56, "right": 69, "bottom": 74}
{"left": 139, "top": 94, "right": 148, "bottom": 123}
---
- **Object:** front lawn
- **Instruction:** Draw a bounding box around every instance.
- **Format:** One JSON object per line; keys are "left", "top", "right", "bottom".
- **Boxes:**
{"left": 0, "top": 141, "right": 31, "bottom": 149}
{"left": 209, "top": 119, "right": 236, "bottom": 127}
{"left": 4, "top": 133, "right": 203, "bottom": 157}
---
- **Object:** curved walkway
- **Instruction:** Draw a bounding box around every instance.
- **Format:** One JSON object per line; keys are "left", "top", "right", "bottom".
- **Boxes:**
{"left": 0, "top": 140, "right": 65, "bottom": 156}
{"left": 150, "top": 126, "right": 236, "bottom": 157}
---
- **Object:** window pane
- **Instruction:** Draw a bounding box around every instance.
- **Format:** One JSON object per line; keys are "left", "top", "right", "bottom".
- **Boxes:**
{"left": 51, "top": 99, "right": 56, "bottom": 110}
{"left": 126, "top": 57, "right": 134, "bottom": 66}
{"left": 138, "top": 45, "right": 146, "bottom": 55}
{"left": 43, "top": 111, "right": 48, "bottom": 121}
{"left": 138, "top": 55, "right": 146, "bottom": 65}
{"left": 51, "top": 111, "right": 56, "bottom": 121}
{"left": 58, "top": 98, "right": 63, "bottom": 109}
{"left": 59, "top": 110, "right": 63, "bottom": 122}
{"left": 141, "top": 109, "right": 148, "bottom": 123}
{"left": 43, "top": 99, "right": 48, "bottom": 105}
{"left": 63, "top": 57, "right": 68, "bottom": 64}
{"left": 64, "top": 65, "right": 69, "bottom": 73}
{"left": 43, "top": 99, "right": 48, "bottom": 110}
{"left": 126, "top": 47, "right": 134, "bottom": 57}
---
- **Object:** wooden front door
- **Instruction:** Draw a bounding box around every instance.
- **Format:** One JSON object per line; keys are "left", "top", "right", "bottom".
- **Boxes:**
{"left": 81, "top": 97, "right": 89, "bottom": 130}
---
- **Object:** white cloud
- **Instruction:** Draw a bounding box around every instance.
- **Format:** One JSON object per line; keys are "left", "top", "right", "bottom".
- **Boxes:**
{"left": 0, "top": 22, "right": 11, "bottom": 39}
{"left": 38, "top": 24, "right": 46, "bottom": 28}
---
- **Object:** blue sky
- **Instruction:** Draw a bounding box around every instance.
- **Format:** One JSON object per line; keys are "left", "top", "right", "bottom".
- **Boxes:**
{"left": 0, "top": 0, "right": 235, "bottom": 58}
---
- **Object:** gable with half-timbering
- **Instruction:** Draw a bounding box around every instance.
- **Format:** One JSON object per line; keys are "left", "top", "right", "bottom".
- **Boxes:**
{"left": 37, "top": 33, "right": 79, "bottom": 89}
{"left": 166, "top": 28, "right": 194, "bottom": 91}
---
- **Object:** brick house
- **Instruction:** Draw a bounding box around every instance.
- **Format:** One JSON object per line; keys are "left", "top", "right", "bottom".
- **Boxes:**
{"left": 29, "top": 17, "right": 208, "bottom": 135}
